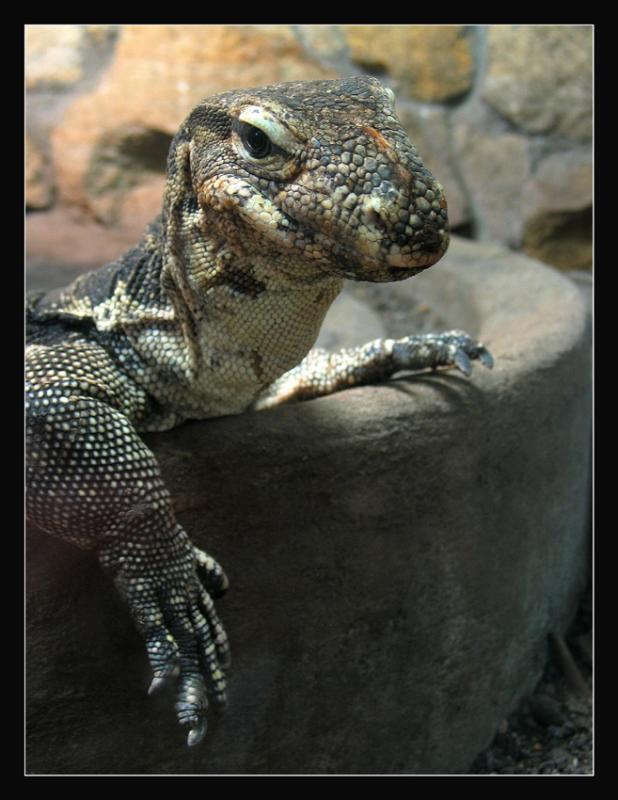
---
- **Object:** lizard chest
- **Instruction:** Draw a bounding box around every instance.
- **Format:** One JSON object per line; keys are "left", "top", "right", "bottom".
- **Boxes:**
{"left": 130, "top": 276, "right": 342, "bottom": 423}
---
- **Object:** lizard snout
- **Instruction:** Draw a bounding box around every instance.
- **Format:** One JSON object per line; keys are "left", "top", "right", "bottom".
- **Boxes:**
{"left": 360, "top": 182, "right": 449, "bottom": 270}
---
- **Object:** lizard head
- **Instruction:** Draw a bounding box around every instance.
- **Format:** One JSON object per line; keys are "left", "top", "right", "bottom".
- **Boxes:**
{"left": 164, "top": 76, "right": 449, "bottom": 285}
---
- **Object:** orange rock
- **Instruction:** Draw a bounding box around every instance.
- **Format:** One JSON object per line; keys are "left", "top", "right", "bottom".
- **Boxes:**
{"left": 50, "top": 25, "right": 336, "bottom": 222}
{"left": 342, "top": 25, "right": 474, "bottom": 102}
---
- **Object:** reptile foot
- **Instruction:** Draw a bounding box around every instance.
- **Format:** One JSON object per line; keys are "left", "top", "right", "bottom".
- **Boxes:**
{"left": 391, "top": 329, "right": 494, "bottom": 377}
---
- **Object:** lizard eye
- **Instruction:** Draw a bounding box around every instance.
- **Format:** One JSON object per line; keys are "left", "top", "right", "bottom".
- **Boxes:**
{"left": 240, "top": 123, "right": 272, "bottom": 159}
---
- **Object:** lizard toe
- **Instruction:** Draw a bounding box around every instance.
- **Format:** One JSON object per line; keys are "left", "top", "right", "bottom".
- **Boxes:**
{"left": 198, "top": 587, "right": 231, "bottom": 670}
{"left": 190, "top": 598, "right": 229, "bottom": 702}
{"left": 194, "top": 546, "right": 230, "bottom": 597}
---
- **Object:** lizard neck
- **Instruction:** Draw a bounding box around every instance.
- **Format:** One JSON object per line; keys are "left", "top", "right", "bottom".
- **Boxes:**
{"left": 153, "top": 215, "right": 343, "bottom": 418}
{"left": 158, "top": 172, "right": 343, "bottom": 378}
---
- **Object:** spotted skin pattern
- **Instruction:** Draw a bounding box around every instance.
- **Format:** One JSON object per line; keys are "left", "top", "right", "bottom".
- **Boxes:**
{"left": 26, "top": 77, "right": 492, "bottom": 746}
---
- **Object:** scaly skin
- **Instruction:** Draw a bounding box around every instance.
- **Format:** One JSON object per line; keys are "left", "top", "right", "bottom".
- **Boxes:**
{"left": 26, "top": 76, "right": 492, "bottom": 746}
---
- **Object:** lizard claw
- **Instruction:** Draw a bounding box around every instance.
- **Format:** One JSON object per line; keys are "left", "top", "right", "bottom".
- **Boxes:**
{"left": 148, "top": 676, "right": 167, "bottom": 695}
{"left": 148, "top": 667, "right": 179, "bottom": 695}
{"left": 187, "top": 720, "right": 207, "bottom": 747}
{"left": 477, "top": 348, "right": 494, "bottom": 370}
{"left": 149, "top": 661, "right": 180, "bottom": 692}
{"left": 452, "top": 348, "right": 472, "bottom": 377}
{"left": 434, "top": 330, "right": 494, "bottom": 375}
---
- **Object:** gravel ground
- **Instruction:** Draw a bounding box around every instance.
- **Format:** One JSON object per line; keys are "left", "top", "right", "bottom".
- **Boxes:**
{"left": 469, "top": 583, "right": 593, "bottom": 775}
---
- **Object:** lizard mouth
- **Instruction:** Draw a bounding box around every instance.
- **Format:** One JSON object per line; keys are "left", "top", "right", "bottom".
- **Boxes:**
{"left": 307, "top": 223, "right": 450, "bottom": 282}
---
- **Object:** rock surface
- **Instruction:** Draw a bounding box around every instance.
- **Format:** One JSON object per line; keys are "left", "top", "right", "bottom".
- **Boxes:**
{"left": 454, "top": 129, "right": 530, "bottom": 246}
{"left": 483, "top": 26, "right": 593, "bottom": 141}
{"left": 26, "top": 25, "right": 92, "bottom": 89}
{"left": 25, "top": 134, "right": 53, "bottom": 210}
{"left": 341, "top": 25, "right": 474, "bottom": 102}
{"left": 26, "top": 237, "right": 591, "bottom": 774}
{"left": 522, "top": 150, "right": 592, "bottom": 270}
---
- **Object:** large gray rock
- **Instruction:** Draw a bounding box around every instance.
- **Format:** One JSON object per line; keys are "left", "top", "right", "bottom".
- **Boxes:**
{"left": 483, "top": 25, "right": 593, "bottom": 141}
{"left": 453, "top": 128, "right": 530, "bottom": 247}
{"left": 26, "top": 237, "right": 591, "bottom": 774}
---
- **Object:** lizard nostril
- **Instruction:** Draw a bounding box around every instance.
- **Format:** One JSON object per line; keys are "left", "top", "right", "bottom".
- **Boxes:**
{"left": 363, "top": 196, "right": 390, "bottom": 236}
{"left": 365, "top": 205, "right": 388, "bottom": 235}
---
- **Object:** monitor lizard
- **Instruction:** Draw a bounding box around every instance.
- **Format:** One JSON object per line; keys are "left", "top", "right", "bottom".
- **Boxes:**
{"left": 26, "top": 76, "right": 493, "bottom": 747}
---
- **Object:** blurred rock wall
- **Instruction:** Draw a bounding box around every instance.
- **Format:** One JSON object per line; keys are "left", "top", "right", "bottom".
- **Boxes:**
{"left": 25, "top": 24, "right": 592, "bottom": 271}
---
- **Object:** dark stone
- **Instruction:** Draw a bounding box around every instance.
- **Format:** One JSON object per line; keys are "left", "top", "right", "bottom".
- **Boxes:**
{"left": 527, "top": 695, "right": 565, "bottom": 728}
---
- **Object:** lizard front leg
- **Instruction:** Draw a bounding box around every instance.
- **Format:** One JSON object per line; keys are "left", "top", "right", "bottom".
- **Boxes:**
{"left": 253, "top": 330, "right": 493, "bottom": 410}
{"left": 26, "top": 339, "right": 230, "bottom": 746}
